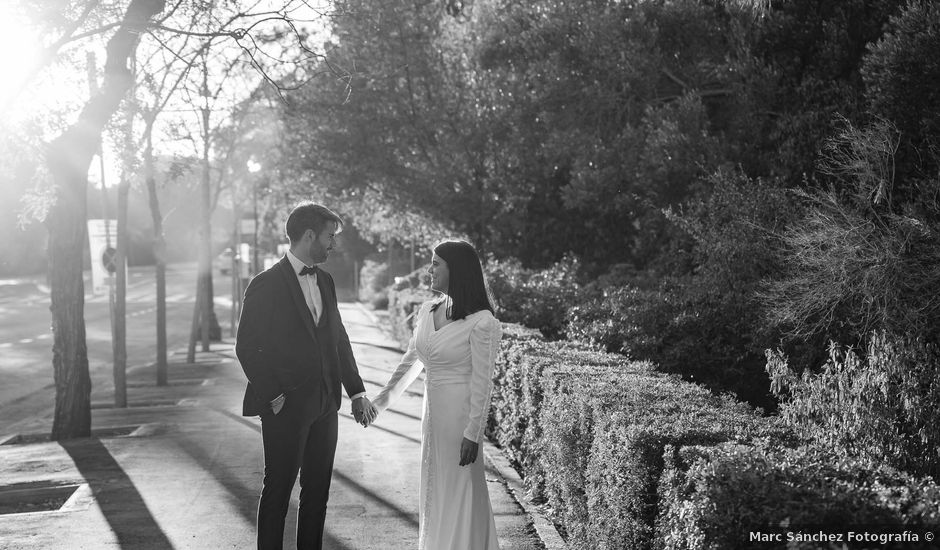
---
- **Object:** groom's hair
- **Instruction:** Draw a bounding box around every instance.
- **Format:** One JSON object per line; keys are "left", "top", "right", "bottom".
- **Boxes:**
{"left": 432, "top": 239, "right": 495, "bottom": 321}
{"left": 285, "top": 202, "right": 343, "bottom": 243}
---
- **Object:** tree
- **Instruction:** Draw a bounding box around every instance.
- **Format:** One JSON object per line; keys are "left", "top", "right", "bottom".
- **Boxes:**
{"left": 862, "top": 0, "right": 940, "bottom": 206}
{"left": 45, "top": 0, "right": 166, "bottom": 439}
{"left": 15, "top": 0, "right": 349, "bottom": 439}
{"left": 280, "top": 0, "right": 513, "bottom": 253}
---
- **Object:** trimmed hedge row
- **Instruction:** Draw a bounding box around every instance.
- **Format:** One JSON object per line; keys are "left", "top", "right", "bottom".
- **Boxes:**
{"left": 483, "top": 325, "right": 797, "bottom": 549}
{"left": 658, "top": 444, "right": 940, "bottom": 549}
{"left": 384, "top": 291, "right": 940, "bottom": 549}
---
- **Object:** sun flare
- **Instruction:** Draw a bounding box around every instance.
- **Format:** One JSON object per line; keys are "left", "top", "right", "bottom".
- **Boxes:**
{"left": 0, "top": 9, "right": 43, "bottom": 115}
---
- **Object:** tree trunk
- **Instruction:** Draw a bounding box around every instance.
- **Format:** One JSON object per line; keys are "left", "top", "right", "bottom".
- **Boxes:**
{"left": 144, "top": 128, "right": 169, "bottom": 386}
{"left": 207, "top": 269, "right": 221, "bottom": 340}
{"left": 196, "top": 65, "right": 221, "bottom": 347}
{"left": 46, "top": 0, "right": 165, "bottom": 440}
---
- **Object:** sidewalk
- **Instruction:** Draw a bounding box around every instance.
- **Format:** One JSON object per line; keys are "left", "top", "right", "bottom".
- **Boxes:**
{"left": 0, "top": 303, "right": 554, "bottom": 550}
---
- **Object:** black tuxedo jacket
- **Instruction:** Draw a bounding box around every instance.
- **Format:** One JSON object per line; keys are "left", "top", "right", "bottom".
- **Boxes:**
{"left": 235, "top": 256, "right": 366, "bottom": 416}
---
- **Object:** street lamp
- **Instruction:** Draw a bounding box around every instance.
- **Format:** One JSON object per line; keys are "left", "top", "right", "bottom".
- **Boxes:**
{"left": 246, "top": 159, "right": 261, "bottom": 275}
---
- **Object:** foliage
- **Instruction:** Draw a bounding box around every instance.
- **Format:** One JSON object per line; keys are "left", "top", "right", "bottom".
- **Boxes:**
{"left": 567, "top": 172, "right": 796, "bottom": 408}
{"left": 480, "top": 322, "right": 793, "bottom": 549}
{"left": 0, "top": 128, "right": 47, "bottom": 276}
{"left": 386, "top": 284, "right": 435, "bottom": 348}
{"left": 387, "top": 305, "right": 939, "bottom": 549}
{"left": 280, "top": 0, "right": 510, "bottom": 250}
{"left": 762, "top": 118, "right": 940, "bottom": 348}
{"left": 741, "top": 0, "right": 903, "bottom": 185}
{"left": 474, "top": 0, "right": 745, "bottom": 268}
{"left": 358, "top": 259, "right": 391, "bottom": 309}
{"left": 484, "top": 255, "right": 580, "bottom": 340}
{"left": 658, "top": 443, "right": 940, "bottom": 549}
{"left": 278, "top": 0, "right": 787, "bottom": 268}
{"left": 767, "top": 332, "right": 940, "bottom": 479}
{"left": 863, "top": 0, "right": 940, "bottom": 192}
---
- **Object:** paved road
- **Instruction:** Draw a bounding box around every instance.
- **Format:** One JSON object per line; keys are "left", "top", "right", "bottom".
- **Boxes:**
{"left": 0, "top": 263, "right": 210, "bottom": 424}
{"left": 0, "top": 299, "right": 547, "bottom": 549}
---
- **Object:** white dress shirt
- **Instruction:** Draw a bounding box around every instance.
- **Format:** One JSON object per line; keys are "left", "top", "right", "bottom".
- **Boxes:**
{"left": 284, "top": 250, "right": 366, "bottom": 403}
{"left": 287, "top": 249, "right": 323, "bottom": 325}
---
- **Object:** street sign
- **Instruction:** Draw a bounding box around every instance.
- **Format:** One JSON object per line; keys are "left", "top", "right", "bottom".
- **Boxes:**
{"left": 87, "top": 219, "right": 121, "bottom": 295}
{"left": 102, "top": 246, "right": 118, "bottom": 273}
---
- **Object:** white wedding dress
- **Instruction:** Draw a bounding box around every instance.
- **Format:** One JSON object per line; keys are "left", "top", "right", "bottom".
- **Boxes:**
{"left": 373, "top": 301, "right": 501, "bottom": 550}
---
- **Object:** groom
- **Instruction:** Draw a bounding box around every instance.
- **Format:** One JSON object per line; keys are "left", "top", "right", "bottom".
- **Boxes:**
{"left": 236, "top": 201, "right": 376, "bottom": 550}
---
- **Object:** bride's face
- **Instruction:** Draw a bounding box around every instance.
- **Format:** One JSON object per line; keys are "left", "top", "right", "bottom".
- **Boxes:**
{"left": 427, "top": 253, "right": 449, "bottom": 293}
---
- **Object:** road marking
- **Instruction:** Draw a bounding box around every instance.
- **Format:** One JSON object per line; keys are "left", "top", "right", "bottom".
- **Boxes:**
{"left": 0, "top": 342, "right": 12, "bottom": 348}
{"left": 18, "top": 338, "right": 33, "bottom": 344}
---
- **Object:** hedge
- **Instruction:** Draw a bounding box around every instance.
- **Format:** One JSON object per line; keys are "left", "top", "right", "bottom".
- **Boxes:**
{"left": 657, "top": 443, "right": 940, "bottom": 549}
{"left": 484, "top": 326, "right": 795, "bottom": 549}
{"left": 383, "top": 292, "right": 938, "bottom": 549}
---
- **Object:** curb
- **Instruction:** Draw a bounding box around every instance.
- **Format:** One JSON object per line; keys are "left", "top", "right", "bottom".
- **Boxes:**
{"left": 356, "top": 301, "right": 567, "bottom": 550}
{"left": 482, "top": 441, "right": 567, "bottom": 550}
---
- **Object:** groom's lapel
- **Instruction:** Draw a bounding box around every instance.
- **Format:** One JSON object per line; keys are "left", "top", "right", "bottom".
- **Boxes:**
{"left": 316, "top": 268, "right": 334, "bottom": 324}
{"left": 276, "top": 256, "right": 318, "bottom": 342}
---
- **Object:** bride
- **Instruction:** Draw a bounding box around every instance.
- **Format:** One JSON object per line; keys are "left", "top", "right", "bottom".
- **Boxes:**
{"left": 372, "top": 239, "right": 502, "bottom": 550}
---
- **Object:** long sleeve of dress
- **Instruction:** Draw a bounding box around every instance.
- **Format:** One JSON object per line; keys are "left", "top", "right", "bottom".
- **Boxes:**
{"left": 372, "top": 304, "right": 427, "bottom": 414}
{"left": 463, "top": 314, "right": 502, "bottom": 443}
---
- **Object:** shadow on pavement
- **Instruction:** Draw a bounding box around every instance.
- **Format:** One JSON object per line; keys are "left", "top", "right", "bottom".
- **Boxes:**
{"left": 61, "top": 438, "right": 174, "bottom": 550}
{"left": 172, "top": 423, "right": 358, "bottom": 550}
{"left": 212, "top": 407, "right": 419, "bottom": 529}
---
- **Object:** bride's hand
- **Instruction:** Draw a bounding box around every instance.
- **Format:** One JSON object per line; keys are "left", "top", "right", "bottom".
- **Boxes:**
{"left": 458, "top": 437, "right": 479, "bottom": 466}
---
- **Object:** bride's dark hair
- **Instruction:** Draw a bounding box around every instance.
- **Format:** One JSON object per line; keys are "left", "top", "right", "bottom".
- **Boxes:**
{"left": 431, "top": 239, "right": 495, "bottom": 321}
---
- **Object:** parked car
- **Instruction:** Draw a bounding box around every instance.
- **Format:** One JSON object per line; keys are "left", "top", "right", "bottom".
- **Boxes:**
{"left": 214, "top": 248, "right": 236, "bottom": 275}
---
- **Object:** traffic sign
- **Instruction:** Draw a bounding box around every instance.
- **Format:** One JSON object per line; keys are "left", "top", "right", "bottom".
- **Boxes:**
{"left": 102, "top": 246, "right": 118, "bottom": 273}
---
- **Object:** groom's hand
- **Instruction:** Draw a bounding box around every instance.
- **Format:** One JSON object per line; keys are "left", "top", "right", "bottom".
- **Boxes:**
{"left": 352, "top": 396, "right": 377, "bottom": 427}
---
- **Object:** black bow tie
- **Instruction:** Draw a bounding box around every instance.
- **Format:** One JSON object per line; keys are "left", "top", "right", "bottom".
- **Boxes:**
{"left": 299, "top": 265, "right": 317, "bottom": 277}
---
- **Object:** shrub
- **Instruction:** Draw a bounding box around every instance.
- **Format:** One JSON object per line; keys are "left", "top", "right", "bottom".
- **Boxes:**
{"left": 762, "top": 116, "right": 940, "bottom": 356}
{"left": 387, "top": 286, "right": 434, "bottom": 348}
{"left": 486, "top": 332, "right": 609, "bottom": 500}
{"left": 767, "top": 331, "right": 940, "bottom": 479}
{"left": 480, "top": 308, "right": 797, "bottom": 548}
{"left": 393, "top": 309, "right": 937, "bottom": 550}
{"left": 390, "top": 266, "right": 427, "bottom": 291}
{"left": 568, "top": 276, "right": 778, "bottom": 410}
{"left": 567, "top": 171, "right": 796, "bottom": 409}
{"left": 518, "top": 350, "right": 792, "bottom": 549}
{"left": 485, "top": 331, "right": 549, "bottom": 485}
{"left": 485, "top": 255, "right": 581, "bottom": 340}
{"left": 358, "top": 259, "right": 390, "bottom": 309}
{"left": 657, "top": 443, "right": 940, "bottom": 550}
{"left": 574, "top": 381, "right": 791, "bottom": 550}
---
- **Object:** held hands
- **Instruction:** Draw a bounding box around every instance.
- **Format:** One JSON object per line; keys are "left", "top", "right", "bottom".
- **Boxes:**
{"left": 351, "top": 396, "right": 378, "bottom": 428}
{"left": 459, "top": 437, "right": 479, "bottom": 466}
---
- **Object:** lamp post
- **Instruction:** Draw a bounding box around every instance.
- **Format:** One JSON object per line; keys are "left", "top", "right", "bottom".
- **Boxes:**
{"left": 247, "top": 159, "right": 261, "bottom": 275}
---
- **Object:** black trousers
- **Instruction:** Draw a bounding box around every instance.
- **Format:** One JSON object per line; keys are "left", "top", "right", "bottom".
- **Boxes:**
{"left": 257, "top": 387, "right": 338, "bottom": 550}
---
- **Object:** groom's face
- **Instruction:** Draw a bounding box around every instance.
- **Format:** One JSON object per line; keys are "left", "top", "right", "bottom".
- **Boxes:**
{"left": 307, "top": 221, "right": 338, "bottom": 264}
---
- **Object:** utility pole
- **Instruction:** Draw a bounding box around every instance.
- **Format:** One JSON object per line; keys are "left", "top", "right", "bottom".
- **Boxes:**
{"left": 89, "top": 51, "right": 126, "bottom": 407}
{"left": 111, "top": 57, "right": 137, "bottom": 407}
